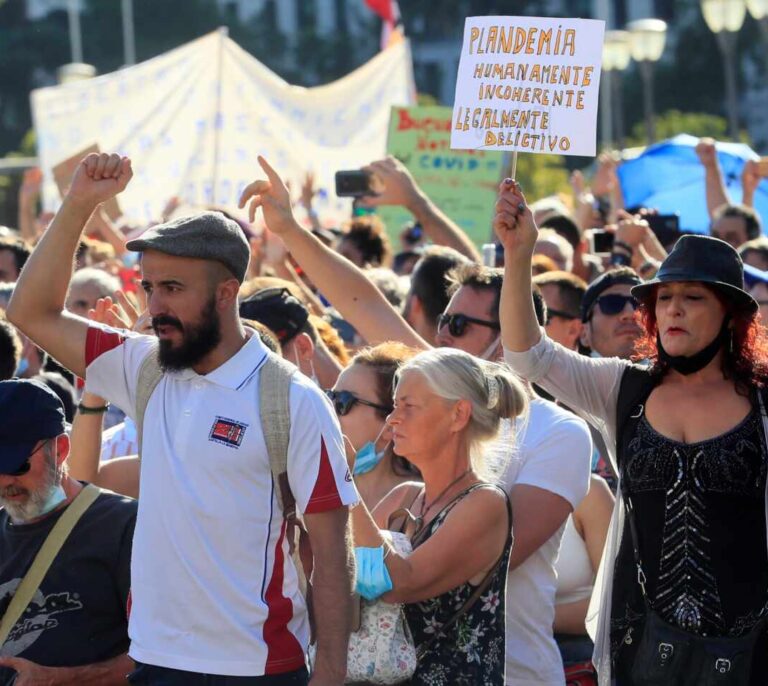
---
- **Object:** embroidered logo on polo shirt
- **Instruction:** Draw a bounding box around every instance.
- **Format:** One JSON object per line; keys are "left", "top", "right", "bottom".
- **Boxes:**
{"left": 209, "top": 416, "right": 248, "bottom": 448}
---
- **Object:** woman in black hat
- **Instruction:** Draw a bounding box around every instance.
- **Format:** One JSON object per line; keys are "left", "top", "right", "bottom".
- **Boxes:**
{"left": 493, "top": 179, "right": 768, "bottom": 685}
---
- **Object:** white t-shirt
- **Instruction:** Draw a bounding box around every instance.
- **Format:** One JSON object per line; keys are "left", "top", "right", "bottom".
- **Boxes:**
{"left": 493, "top": 398, "right": 592, "bottom": 686}
{"left": 100, "top": 417, "right": 138, "bottom": 461}
{"left": 84, "top": 324, "right": 357, "bottom": 676}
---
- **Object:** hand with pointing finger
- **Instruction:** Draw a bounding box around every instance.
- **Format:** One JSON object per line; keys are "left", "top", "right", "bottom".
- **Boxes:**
{"left": 238, "top": 156, "right": 299, "bottom": 237}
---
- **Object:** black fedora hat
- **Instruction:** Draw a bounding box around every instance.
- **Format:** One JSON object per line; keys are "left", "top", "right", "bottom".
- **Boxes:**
{"left": 632, "top": 235, "right": 757, "bottom": 313}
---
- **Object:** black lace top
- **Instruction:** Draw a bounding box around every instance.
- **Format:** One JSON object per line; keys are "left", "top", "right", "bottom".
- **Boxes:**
{"left": 611, "top": 407, "right": 768, "bottom": 681}
{"left": 402, "top": 484, "right": 512, "bottom": 686}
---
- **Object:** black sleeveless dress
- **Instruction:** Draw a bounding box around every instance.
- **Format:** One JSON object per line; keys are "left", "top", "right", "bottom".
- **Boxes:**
{"left": 402, "top": 484, "right": 512, "bottom": 686}
{"left": 611, "top": 406, "right": 768, "bottom": 684}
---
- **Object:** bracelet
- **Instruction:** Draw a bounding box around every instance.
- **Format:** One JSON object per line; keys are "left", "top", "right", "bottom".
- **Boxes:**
{"left": 77, "top": 402, "right": 109, "bottom": 415}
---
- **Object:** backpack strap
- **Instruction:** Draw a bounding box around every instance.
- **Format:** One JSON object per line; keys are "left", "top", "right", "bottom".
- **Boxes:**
{"left": 135, "top": 343, "right": 163, "bottom": 456}
{"left": 258, "top": 354, "right": 315, "bottom": 639}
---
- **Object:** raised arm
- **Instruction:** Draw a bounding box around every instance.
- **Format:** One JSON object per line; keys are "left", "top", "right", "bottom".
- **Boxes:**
{"left": 6, "top": 153, "right": 132, "bottom": 378}
{"left": 741, "top": 159, "right": 761, "bottom": 209}
{"left": 494, "top": 179, "right": 541, "bottom": 352}
{"left": 239, "top": 157, "right": 429, "bottom": 350}
{"left": 494, "top": 180, "right": 628, "bottom": 439}
{"left": 360, "top": 156, "right": 481, "bottom": 262}
{"left": 695, "top": 138, "right": 730, "bottom": 218}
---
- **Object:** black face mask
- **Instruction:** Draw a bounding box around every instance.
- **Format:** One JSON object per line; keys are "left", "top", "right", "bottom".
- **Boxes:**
{"left": 657, "top": 319, "right": 730, "bottom": 376}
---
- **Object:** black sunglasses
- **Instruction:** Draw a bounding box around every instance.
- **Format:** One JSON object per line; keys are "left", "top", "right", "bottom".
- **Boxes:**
{"left": 547, "top": 308, "right": 579, "bottom": 322}
{"left": 326, "top": 390, "right": 392, "bottom": 417}
{"left": 591, "top": 294, "right": 638, "bottom": 318}
{"left": 1, "top": 440, "right": 44, "bottom": 477}
{"left": 3, "top": 460, "right": 31, "bottom": 477}
{"left": 437, "top": 313, "right": 501, "bottom": 338}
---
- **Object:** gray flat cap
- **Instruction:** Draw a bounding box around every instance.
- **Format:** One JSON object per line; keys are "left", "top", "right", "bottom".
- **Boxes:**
{"left": 126, "top": 211, "right": 250, "bottom": 282}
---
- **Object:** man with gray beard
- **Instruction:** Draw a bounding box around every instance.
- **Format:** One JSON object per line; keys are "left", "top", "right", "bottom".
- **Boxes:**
{"left": 0, "top": 379, "right": 136, "bottom": 685}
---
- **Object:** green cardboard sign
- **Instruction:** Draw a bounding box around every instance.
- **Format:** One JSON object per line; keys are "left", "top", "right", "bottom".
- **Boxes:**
{"left": 378, "top": 105, "right": 506, "bottom": 248}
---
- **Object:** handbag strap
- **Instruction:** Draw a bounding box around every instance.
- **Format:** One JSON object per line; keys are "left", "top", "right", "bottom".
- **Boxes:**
{"left": 0, "top": 483, "right": 101, "bottom": 646}
{"left": 416, "top": 484, "right": 512, "bottom": 660}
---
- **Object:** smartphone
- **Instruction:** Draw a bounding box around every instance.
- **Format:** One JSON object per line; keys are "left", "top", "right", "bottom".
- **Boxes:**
{"left": 335, "top": 170, "right": 372, "bottom": 197}
{"left": 759, "top": 157, "right": 768, "bottom": 178}
{"left": 646, "top": 213, "right": 681, "bottom": 247}
{"left": 589, "top": 229, "right": 614, "bottom": 254}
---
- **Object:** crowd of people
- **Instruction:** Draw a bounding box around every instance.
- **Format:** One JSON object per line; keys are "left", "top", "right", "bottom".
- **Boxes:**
{"left": 0, "top": 134, "right": 765, "bottom": 686}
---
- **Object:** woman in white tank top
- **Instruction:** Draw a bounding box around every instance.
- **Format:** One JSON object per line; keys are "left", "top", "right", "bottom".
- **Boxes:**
{"left": 554, "top": 473, "right": 614, "bottom": 666}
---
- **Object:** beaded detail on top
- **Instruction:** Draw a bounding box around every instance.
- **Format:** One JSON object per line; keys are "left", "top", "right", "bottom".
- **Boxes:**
{"left": 624, "top": 409, "right": 768, "bottom": 637}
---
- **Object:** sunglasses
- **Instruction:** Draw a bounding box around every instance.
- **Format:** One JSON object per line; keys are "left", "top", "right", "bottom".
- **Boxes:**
{"left": 547, "top": 308, "right": 579, "bottom": 322}
{"left": 1, "top": 440, "right": 45, "bottom": 477}
{"left": 326, "top": 390, "right": 392, "bottom": 417}
{"left": 436, "top": 313, "right": 501, "bottom": 338}
{"left": 591, "top": 294, "right": 638, "bottom": 318}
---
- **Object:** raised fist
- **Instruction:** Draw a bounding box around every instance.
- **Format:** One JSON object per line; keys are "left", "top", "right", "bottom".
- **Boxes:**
{"left": 493, "top": 179, "right": 538, "bottom": 260}
{"left": 68, "top": 153, "right": 132, "bottom": 208}
{"left": 695, "top": 138, "right": 718, "bottom": 169}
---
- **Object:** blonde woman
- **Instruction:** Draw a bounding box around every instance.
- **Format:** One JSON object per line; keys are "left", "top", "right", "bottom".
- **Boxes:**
{"left": 350, "top": 348, "right": 528, "bottom": 685}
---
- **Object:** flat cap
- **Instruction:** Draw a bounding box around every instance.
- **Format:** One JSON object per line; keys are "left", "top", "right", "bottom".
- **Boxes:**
{"left": 126, "top": 211, "right": 250, "bottom": 283}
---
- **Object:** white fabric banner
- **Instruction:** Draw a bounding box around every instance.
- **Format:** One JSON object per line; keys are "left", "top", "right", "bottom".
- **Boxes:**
{"left": 32, "top": 30, "right": 416, "bottom": 224}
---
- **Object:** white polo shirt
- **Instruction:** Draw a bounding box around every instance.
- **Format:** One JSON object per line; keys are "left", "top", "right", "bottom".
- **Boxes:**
{"left": 84, "top": 324, "right": 357, "bottom": 676}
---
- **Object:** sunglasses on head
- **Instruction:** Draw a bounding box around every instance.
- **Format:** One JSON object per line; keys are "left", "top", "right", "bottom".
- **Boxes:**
{"left": 326, "top": 390, "right": 392, "bottom": 417}
{"left": 591, "top": 294, "right": 638, "bottom": 318}
{"left": 436, "top": 313, "right": 501, "bottom": 338}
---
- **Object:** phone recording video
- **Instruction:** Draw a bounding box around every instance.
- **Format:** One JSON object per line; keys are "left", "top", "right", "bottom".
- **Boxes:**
{"left": 335, "top": 170, "right": 372, "bottom": 198}
{"left": 589, "top": 229, "right": 614, "bottom": 254}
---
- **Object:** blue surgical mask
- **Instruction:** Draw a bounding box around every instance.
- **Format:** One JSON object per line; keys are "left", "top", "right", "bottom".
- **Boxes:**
{"left": 15, "top": 357, "right": 29, "bottom": 377}
{"left": 39, "top": 484, "right": 67, "bottom": 516}
{"left": 353, "top": 425, "right": 389, "bottom": 476}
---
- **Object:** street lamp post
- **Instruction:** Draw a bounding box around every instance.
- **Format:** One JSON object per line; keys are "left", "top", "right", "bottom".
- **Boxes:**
{"left": 627, "top": 19, "right": 667, "bottom": 145}
{"left": 121, "top": 0, "right": 136, "bottom": 66}
{"left": 602, "top": 30, "right": 631, "bottom": 149}
{"left": 746, "top": 0, "right": 768, "bottom": 77}
{"left": 701, "top": 0, "right": 747, "bottom": 140}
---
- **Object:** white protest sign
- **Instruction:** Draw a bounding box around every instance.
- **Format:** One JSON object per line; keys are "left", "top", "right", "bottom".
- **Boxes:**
{"left": 451, "top": 16, "right": 605, "bottom": 157}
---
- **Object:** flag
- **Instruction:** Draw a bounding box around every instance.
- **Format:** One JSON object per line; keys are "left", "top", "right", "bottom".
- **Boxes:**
{"left": 365, "top": 0, "right": 403, "bottom": 50}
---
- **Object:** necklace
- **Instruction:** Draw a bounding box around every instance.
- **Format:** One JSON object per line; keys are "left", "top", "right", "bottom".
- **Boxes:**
{"left": 413, "top": 469, "right": 473, "bottom": 535}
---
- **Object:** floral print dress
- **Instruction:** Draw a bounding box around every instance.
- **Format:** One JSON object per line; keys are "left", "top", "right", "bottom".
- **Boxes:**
{"left": 402, "top": 484, "right": 512, "bottom": 686}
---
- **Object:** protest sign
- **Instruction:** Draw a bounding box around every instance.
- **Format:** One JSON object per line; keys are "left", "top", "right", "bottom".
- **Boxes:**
{"left": 32, "top": 30, "right": 415, "bottom": 225}
{"left": 378, "top": 105, "right": 504, "bottom": 246}
{"left": 451, "top": 16, "right": 605, "bottom": 157}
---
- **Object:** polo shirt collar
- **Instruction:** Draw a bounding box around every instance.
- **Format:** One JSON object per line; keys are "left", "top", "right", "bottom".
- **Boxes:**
{"left": 166, "top": 330, "right": 270, "bottom": 390}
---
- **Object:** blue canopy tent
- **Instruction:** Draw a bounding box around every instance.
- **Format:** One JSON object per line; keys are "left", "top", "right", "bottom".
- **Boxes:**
{"left": 617, "top": 134, "right": 768, "bottom": 234}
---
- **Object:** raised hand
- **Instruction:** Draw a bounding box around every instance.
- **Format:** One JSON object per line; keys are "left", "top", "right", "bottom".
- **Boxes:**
{"left": 88, "top": 296, "right": 132, "bottom": 330}
{"left": 742, "top": 160, "right": 761, "bottom": 197}
{"left": 492, "top": 179, "right": 538, "bottom": 260}
{"left": 238, "top": 156, "right": 298, "bottom": 236}
{"left": 300, "top": 171, "right": 317, "bottom": 211}
{"left": 591, "top": 152, "right": 618, "bottom": 197}
{"left": 695, "top": 138, "right": 718, "bottom": 169}
{"left": 68, "top": 153, "right": 132, "bottom": 209}
{"left": 359, "top": 156, "right": 421, "bottom": 209}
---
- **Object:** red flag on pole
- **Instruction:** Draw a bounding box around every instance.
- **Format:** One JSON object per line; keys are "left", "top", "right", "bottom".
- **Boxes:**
{"left": 365, "top": 0, "right": 403, "bottom": 50}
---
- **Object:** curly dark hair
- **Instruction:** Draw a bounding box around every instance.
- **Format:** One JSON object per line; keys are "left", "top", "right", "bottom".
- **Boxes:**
{"left": 633, "top": 284, "right": 768, "bottom": 394}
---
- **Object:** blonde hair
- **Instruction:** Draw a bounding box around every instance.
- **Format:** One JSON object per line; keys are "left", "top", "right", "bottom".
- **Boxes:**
{"left": 396, "top": 348, "right": 528, "bottom": 480}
